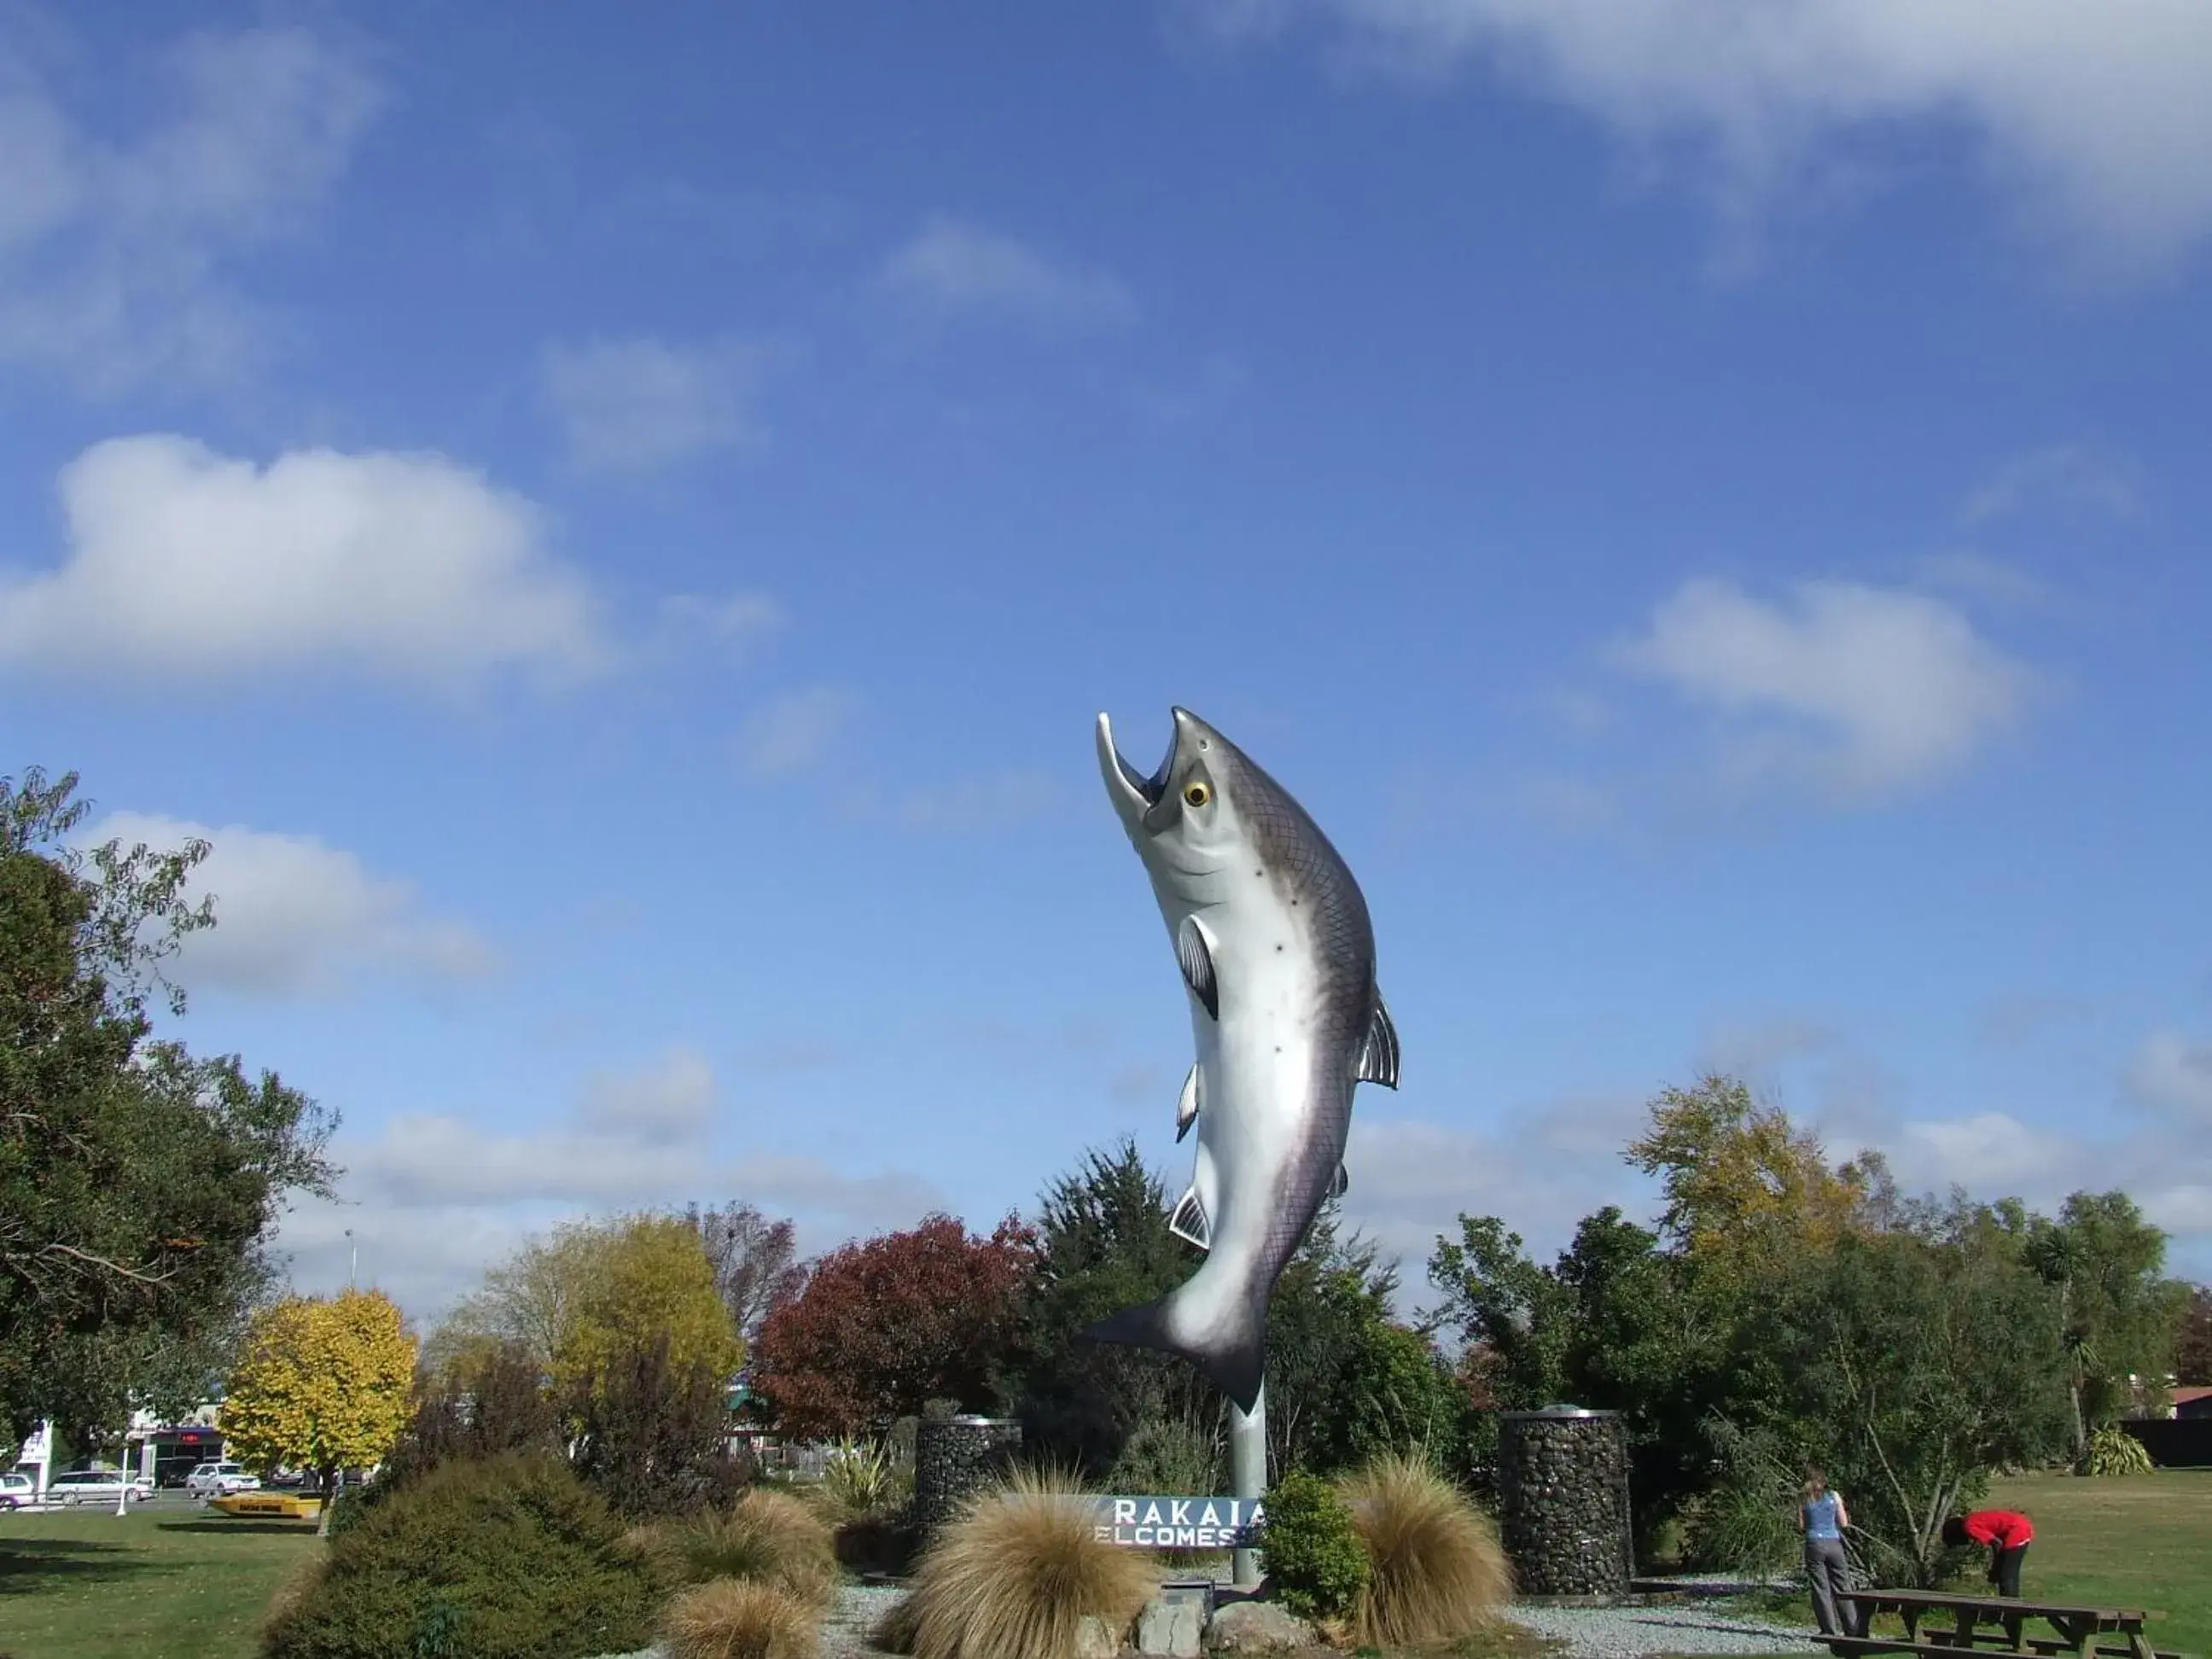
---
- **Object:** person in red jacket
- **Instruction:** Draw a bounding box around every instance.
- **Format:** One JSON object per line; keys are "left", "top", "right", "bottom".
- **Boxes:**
{"left": 1941, "top": 1509, "right": 2034, "bottom": 1597}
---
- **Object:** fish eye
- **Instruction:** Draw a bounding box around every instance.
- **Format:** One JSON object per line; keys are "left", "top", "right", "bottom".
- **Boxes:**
{"left": 1184, "top": 783, "right": 1211, "bottom": 807}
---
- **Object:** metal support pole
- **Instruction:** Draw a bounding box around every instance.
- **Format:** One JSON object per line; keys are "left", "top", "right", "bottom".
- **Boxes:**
{"left": 1230, "top": 1383, "right": 1267, "bottom": 1588}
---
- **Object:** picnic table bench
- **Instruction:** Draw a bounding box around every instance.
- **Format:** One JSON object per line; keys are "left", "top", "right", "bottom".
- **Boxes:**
{"left": 1829, "top": 1587, "right": 2184, "bottom": 1659}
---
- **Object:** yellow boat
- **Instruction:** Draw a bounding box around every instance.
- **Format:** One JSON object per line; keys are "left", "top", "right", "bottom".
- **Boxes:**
{"left": 207, "top": 1490, "right": 324, "bottom": 1520}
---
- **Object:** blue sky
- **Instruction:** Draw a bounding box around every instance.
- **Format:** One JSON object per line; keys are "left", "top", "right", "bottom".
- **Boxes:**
{"left": 5, "top": 1, "right": 2210, "bottom": 1324}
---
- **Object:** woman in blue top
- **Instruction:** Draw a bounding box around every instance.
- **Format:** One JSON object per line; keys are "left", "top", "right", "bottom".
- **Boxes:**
{"left": 1798, "top": 1465, "right": 1859, "bottom": 1638}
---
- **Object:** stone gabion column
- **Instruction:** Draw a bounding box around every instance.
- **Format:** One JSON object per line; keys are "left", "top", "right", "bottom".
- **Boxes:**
{"left": 1496, "top": 1406, "right": 1632, "bottom": 1602}
{"left": 911, "top": 1415, "right": 1022, "bottom": 1541}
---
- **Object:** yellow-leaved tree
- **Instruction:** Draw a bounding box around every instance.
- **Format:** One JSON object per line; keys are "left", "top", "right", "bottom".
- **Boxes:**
{"left": 220, "top": 1288, "right": 417, "bottom": 1534}
{"left": 1625, "top": 1072, "right": 1869, "bottom": 1286}
{"left": 430, "top": 1213, "right": 743, "bottom": 1403}
{"left": 553, "top": 1214, "right": 744, "bottom": 1400}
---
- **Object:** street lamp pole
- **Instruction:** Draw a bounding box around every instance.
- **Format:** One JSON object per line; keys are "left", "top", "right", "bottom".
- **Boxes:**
{"left": 346, "top": 1229, "right": 357, "bottom": 1289}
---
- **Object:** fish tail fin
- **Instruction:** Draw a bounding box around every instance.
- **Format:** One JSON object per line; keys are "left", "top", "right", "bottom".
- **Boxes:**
{"left": 1076, "top": 1273, "right": 1269, "bottom": 1415}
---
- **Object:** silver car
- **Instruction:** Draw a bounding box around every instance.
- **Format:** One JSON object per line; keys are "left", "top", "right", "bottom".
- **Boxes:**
{"left": 184, "top": 1461, "right": 260, "bottom": 1498}
{"left": 44, "top": 1469, "right": 153, "bottom": 1505}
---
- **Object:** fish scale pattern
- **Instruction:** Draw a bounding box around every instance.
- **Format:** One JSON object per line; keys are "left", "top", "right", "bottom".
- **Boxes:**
{"left": 1209, "top": 731, "right": 1377, "bottom": 1287}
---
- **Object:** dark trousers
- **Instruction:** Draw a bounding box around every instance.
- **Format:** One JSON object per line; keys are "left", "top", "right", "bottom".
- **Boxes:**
{"left": 1805, "top": 1537, "right": 1858, "bottom": 1637}
{"left": 1991, "top": 1543, "right": 2028, "bottom": 1598}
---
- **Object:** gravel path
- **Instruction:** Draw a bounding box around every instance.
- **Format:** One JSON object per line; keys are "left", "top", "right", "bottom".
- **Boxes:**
{"left": 1512, "top": 1601, "right": 1827, "bottom": 1657}
{"left": 595, "top": 1580, "right": 1831, "bottom": 1659}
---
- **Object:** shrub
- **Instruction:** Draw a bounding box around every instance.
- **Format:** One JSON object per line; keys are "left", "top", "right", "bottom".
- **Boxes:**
{"left": 259, "top": 1450, "right": 662, "bottom": 1659}
{"left": 1103, "top": 1408, "right": 1229, "bottom": 1571}
{"left": 662, "top": 1578, "right": 820, "bottom": 1659}
{"left": 662, "top": 1487, "right": 839, "bottom": 1606}
{"left": 815, "top": 1435, "right": 911, "bottom": 1526}
{"left": 566, "top": 1335, "right": 751, "bottom": 1518}
{"left": 1338, "top": 1452, "right": 1511, "bottom": 1647}
{"left": 2081, "top": 1426, "right": 2155, "bottom": 1477}
{"left": 1680, "top": 1420, "right": 1807, "bottom": 1575}
{"left": 879, "top": 1464, "right": 1155, "bottom": 1659}
{"left": 1258, "top": 1470, "right": 1367, "bottom": 1622}
{"left": 1104, "top": 1406, "right": 1220, "bottom": 1496}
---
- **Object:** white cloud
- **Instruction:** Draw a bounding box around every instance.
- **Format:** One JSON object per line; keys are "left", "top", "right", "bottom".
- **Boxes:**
{"left": 0, "top": 434, "right": 607, "bottom": 689}
{"left": 282, "top": 1049, "right": 949, "bottom": 1319}
{"left": 0, "top": 22, "right": 381, "bottom": 394}
{"left": 1189, "top": 0, "right": 2212, "bottom": 283}
{"left": 1894, "top": 1111, "right": 2080, "bottom": 1192}
{"left": 735, "top": 686, "right": 860, "bottom": 779}
{"left": 1338, "top": 1101, "right": 1657, "bottom": 1304}
{"left": 542, "top": 335, "right": 765, "bottom": 474}
{"left": 659, "top": 591, "right": 785, "bottom": 644}
{"left": 83, "top": 811, "right": 498, "bottom": 998}
{"left": 1913, "top": 551, "right": 2073, "bottom": 617}
{"left": 882, "top": 216, "right": 1136, "bottom": 325}
{"left": 1614, "top": 577, "right": 2038, "bottom": 802}
{"left": 2126, "top": 1031, "right": 2212, "bottom": 1123}
{"left": 576, "top": 1048, "right": 717, "bottom": 1144}
{"left": 1959, "top": 445, "right": 2142, "bottom": 527}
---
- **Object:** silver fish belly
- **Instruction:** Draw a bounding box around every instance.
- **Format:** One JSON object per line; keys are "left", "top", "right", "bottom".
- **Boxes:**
{"left": 1081, "top": 707, "right": 1399, "bottom": 1412}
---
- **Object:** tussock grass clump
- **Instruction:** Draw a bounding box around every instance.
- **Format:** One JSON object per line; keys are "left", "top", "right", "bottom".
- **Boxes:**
{"left": 662, "top": 1578, "right": 821, "bottom": 1659}
{"left": 1339, "top": 1452, "right": 1512, "bottom": 1650}
{"left": 664, "top": 1487, "right": 839, "bottom": 1606}
{"left": 877, "top": 1464, "right": 1155, "bottom": 1659}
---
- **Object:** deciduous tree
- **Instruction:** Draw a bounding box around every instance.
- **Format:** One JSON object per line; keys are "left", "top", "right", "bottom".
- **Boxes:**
{"left": 1626, "top": 1073, "right": 1868, "bottom": 1283}
{"left": 553, "top": 1215, "right": 743, "bottom": 1400}
{"left": 221, "top": 1289, "right": 417, "bottom": 1533}
{"left": 754, "top": 1214, "right": 1035, "bottom": 1438}
{"left": 432, "top": 1214, "right": 743, "bottom": 1402}
{"left": 1743, "top": 1210, "right": 2071, "bottom": 1586}
{"left": 686, "top": 1201, "right": 806, "bottom": 1342}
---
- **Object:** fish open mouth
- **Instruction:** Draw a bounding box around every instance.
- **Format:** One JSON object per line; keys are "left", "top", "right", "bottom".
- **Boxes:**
{"left": 1096, "top": 711, "right": 1173, "bottom": 818}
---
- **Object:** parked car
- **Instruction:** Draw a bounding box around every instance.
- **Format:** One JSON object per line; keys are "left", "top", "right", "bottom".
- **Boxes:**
{"left": 0, "top": 1472, "right": 36, "bottom": 1508}
{"left": 45, "top": 1469, "right": 153, "bottom": 1505}
{"left": 184, "top": 1461, "right": 260, "bottom": 1498}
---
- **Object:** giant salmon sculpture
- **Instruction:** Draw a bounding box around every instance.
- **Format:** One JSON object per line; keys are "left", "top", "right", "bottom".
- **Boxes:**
{"left": 1084, "top": 707, "right": 1398, "bottom": 1414}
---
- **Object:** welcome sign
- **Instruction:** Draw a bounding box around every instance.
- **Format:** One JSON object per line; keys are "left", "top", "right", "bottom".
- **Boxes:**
{"left": 1089, "top": 1495, "right": 1263, "bottom": 1549}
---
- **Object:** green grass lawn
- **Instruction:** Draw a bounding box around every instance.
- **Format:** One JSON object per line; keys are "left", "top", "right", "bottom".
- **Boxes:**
{"left": 0, "top": 1507, "right": 320, "bottom": 1659}
{"left": 1977, "top": 1469, "right": 2212, "bottom": 1658}
{"left": 1719, "top": 1470, "right": 2210, "bottom": 1659}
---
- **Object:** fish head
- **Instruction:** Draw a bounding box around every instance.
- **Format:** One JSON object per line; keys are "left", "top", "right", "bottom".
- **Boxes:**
{"left": 1096, "top": 706, "right": 1251, "bottom": 908}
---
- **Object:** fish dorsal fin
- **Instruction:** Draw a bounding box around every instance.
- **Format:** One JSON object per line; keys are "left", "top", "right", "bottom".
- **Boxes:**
{"left": 1356, "top": 992, "right": 1400, "bottom": 1088}
{"left": 1168, "top": 1182, "right": 1212, "bottom": 1251}
{"left": 1175, "top": 915, "right": 1219, "bottom": 1021}
{"left": 1332, "top": 1162, "right": 1348, "bottom": 1199}
{"left": 1176, "top": 1064, "right": 1202, "bottom": 1142}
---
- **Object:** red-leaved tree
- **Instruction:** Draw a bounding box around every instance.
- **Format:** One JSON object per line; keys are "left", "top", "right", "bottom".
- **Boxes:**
{"left": 752, "top": 1214, "right": 1036, "bottom": 1438}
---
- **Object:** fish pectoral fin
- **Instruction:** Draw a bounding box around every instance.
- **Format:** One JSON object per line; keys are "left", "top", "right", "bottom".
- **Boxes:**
{"left": 1176, "top": 1064, "right": 1202, "bottom": 1141}
{"left": 1355, "top": 992, "right": 1400, "bottom": 1088}
{"left": 1168, "top": 1183, "right": 1212, "bottom": 1251}
{"left": 1332, "top": 1162, "right": 1348, "bottom": 1199}
{"left": 1176, "top": 915, "right": 1219, "bottom": 1021}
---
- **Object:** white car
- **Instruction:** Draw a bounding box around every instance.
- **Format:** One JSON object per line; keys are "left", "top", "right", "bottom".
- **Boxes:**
{"left": 0, "top": 1472, "right": 35, "bottom": 1508}
{"left": 45, "top": 1469, "right": 153, "bottom": 1505}
{"left": 184, "top": 1461, "right": 260, "bottom": 1498}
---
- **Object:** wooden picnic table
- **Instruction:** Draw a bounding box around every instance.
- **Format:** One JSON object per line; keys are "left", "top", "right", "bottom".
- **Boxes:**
{"left": 1830, "top": 1587, "right": 2181, "bottom": 1659}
